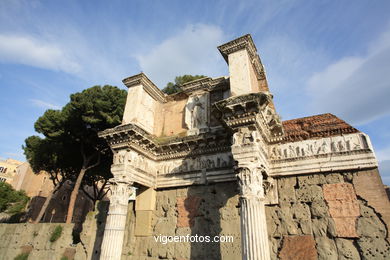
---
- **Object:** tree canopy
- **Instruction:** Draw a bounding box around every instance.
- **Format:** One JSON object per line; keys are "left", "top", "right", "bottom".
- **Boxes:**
{"left": 0, "top": 182, "right": 29, "bottom": 215}
{"left": 23, "top": 85, "right": 127, "bottom": 223}
{"left": 162, "top": 75, "right": 207, "bottom": 94}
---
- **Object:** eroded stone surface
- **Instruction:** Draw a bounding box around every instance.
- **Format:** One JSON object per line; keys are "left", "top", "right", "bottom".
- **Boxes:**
{"left": 353, "top": 169, "right": 390, "bottom": 242}
{"left": 296, "top": 185, "right": 323, "bottom": 202}
{"left": 335, "top": 238, "right": 360, "bottom": 260}
{"left": 279, "top": 235, "right": 317, "bottom": 260}
{"left": 315, "top": 236, "right": 338, "bottom": 260}
{"left": 323, "top": 183, "right": 360, "bottom": 238}
{"left": 177, "top": 196, "right": 201, "bottom": 228}
{"left": 357, "top": 237, "right": 390, "bottom": 259}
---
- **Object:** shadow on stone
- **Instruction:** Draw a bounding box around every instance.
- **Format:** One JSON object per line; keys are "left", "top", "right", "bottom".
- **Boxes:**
{"left": 91, "top": 200, "right": 109, "bottom": 260}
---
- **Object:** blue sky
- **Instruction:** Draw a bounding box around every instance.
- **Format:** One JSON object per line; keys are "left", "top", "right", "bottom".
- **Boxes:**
{"left": 1, "top": 0, "right": 390, "bottom": 183}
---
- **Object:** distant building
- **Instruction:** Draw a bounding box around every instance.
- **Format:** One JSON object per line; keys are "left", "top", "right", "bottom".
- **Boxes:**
{"left": 2, "top": 158, "right": 94, "bottom": 223}
{"left": 0, "top": 158, "right": 24, "bottom": 184}
{"left": 11, "top": 162, "right": 53, "bottom": 197}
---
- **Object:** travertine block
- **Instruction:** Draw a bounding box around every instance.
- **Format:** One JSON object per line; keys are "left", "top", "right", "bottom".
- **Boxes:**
{"left": 323, "top": 183, "right": 359, "bottom": 238}
{"left": 134, "top": 211, "right": 153, "bottom": 236}
{"left": 279, "top": 235, "right": 317, "bottom": 260}
{"left": 176, "top": 196, "right": 201, "bottom": 228}
{"left": 136, "top": 188, "right": 156, "bottom": 211}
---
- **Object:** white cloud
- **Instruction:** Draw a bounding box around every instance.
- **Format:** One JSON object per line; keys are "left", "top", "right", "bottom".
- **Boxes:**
{"left": 376, "top": 145, "right": 390, "bottom": 162}
{"left": 137, "top": 24, "right": 228, "bottom": 88}
{"left": 307, "top": 28, "right": 390, "bottom": 125}
{"left": 379, "top": 160, "right": 390, "bottom": 185}
{"left": 0, "top": 34, "right": 81, "bottom": 74}
{"left": 30, "top": 99, "right": 60, "bottom": 110}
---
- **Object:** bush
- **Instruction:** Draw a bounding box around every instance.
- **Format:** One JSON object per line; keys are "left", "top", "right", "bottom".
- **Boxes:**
{"left": 0, "top": 182, "right": 29, "bottom": 215}
{"left": 60, "top": 257, "right": 69, "bottom": 260}
{"left": 49, "top": 225, "right": 63, "bottom": 242}
{"left": 14, "top": 253, "right": 29, "bottom": 260}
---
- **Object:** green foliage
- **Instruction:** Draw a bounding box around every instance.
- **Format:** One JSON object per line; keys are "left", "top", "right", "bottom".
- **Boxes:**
{"left": 23, "top": 85, "right": 127, "bottom": 199}
{"left": 0, "top": 182, "right": 29, "bottom": 214}
{"left": 60, "top": 257, "right": 69, "bottom": 260}
{"left": 49, "top": 225, "right": 63, "bottom": 242}
{"left": 14, "top": 253, "right": 29, "bottom": 260}
{"left": 162, "top": 75, "right": 207, "bottom": 94}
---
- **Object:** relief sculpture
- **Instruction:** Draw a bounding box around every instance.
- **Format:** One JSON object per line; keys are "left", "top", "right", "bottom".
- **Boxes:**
{"left": 270, "top": 133, "right": 368, "bottom": 160}
{"left": 157, "top": 153, "right": 233, "bottom": 175}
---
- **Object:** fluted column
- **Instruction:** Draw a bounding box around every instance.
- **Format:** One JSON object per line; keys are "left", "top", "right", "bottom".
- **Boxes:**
{"left": 237, "top": 167, "right": 270, "bottom": 260}
{"left": 100, "top": 181, "right": 133, "bottom": 260}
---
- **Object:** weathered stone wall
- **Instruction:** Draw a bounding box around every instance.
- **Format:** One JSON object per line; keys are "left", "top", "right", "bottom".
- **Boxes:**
{"left": 0, "top": 223, "right": 79, "bottom": 260}
{"left": 0, "top": 205, "right": 106, "bottom": 260}
{"left": 268, "top": 168, "right": 390, "bottom": 260}
{"left": 154, "top": 96, "right": 188, "bottom": 137}
{"left": 123, "top": 168, "right": 390, "bottom": 260}
{"left": 121, "top": 182, "right": 242, "bottom": 260}
{"left": 1, "top": 169, "right": 389, "bottom": 259}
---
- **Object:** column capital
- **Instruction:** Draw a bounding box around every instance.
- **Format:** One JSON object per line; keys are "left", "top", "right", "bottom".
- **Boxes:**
{"left": 236, "top": 166, "right": 265, "bottom": 199}
{"left": 108, "top": 179, "right": 134, "bottom": 207}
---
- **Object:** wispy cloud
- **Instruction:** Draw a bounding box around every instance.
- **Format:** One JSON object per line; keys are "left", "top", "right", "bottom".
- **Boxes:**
{"left": 379, "top": 160, "right": 390, "bottom": 185}
{"left": 307, "top": 27, "right": 390, "bottom": 125}
{"left": 30, "top": 99, "right": 60, "bottom": 110}
{"left": 0, "top": 34, "right": 81, "bottom": 74}
{"left": 376, "top": 145, "right": 390, "bottom": 162}
{"left": 137, "top": 24, "right": 227, "bottom": 87}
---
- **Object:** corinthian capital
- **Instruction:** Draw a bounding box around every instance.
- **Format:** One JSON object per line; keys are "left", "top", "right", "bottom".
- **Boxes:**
{"left": 236, "top": 167, "right": 265, "bottom": 199}
{"left": 109, "top": 179, "right": 134, "bottom": 207}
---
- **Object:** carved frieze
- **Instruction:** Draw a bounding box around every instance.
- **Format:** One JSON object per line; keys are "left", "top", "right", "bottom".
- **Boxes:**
{"left": 269, "top": 133, "right": 370, "bottom": 161}
{"left": 157, "top": 152, "right": 234, "bottom": 176}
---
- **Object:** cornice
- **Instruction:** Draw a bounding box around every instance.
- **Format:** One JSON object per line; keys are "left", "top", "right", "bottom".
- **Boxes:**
{"left": 213, "top": 92, "right": 284, "bottom": 143}
{"left": 217, "top": 34, "right": 266, "bottom": 80}
{"left": 180, "top": 76, "right": 229, "bottom": 94}
{"left": 99, "top": 123, "right": 232, "bottom": 161}
{"left": 122, "top": 72, "right": 167, "bottom": 103}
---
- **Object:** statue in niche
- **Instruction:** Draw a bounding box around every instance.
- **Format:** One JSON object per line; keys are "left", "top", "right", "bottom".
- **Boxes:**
{"left": 187, "top": 96, "right": 204, "bottom": 129}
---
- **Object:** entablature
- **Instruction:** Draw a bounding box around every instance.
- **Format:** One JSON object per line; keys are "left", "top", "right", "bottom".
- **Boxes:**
{"left": 98, "top": 123, "right": 232, "bottom": 161}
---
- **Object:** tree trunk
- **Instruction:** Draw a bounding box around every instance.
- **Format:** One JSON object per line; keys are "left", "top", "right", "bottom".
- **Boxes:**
{"left": 66, "top": 168, "right": 87, "bottom": 224}
{"left": 33, "top": 182, "right": 61, "bottom": 224}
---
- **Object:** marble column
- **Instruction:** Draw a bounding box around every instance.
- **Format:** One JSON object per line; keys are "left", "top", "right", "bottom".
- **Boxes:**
{"left": 100, "top": 181, "right": 133, "bottom": 260}
{"left": 237, "top": 167, "right": 271, "bottom": 260}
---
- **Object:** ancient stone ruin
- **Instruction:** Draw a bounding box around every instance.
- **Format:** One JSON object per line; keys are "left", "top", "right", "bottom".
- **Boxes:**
{"left": 98, "top": 34, "right": 390, "bottom": 260}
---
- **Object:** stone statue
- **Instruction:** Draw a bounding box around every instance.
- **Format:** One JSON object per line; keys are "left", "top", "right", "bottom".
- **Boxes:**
{"left": 187, "top": 96, "right": 204, "bottom": 129}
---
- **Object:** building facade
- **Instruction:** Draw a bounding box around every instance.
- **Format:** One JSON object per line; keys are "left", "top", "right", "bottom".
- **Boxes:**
{"left": 98, "top": 35, "right": 390, "bottom": 260}
{"left": 0, "top": 158, "right": 23, "bottom": 184}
